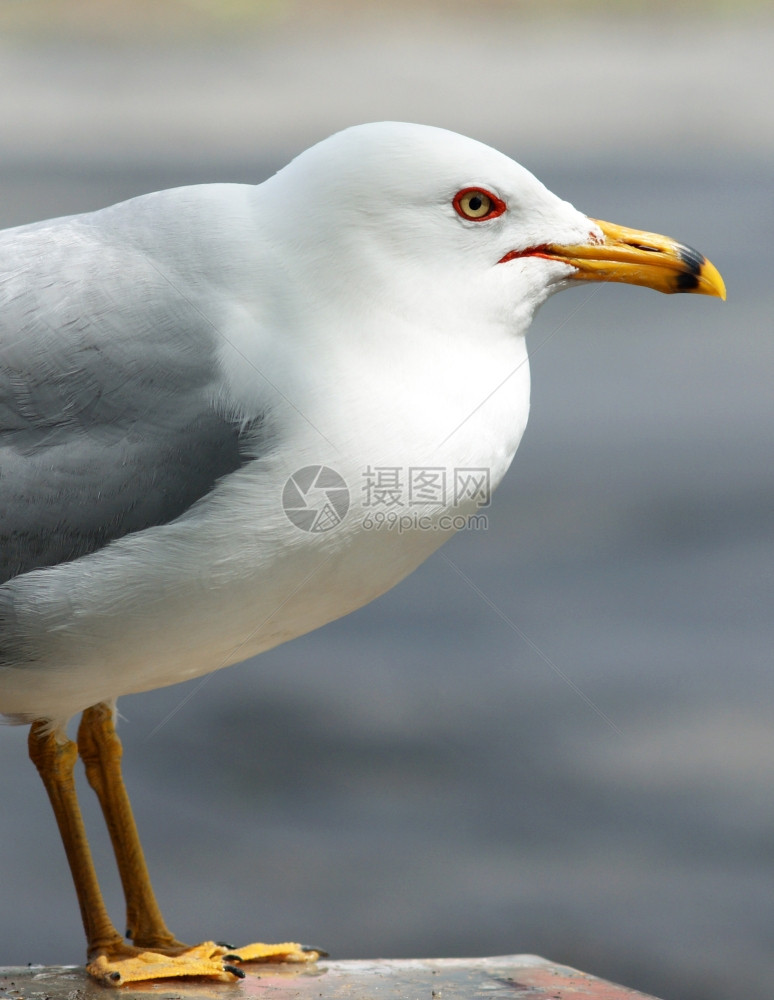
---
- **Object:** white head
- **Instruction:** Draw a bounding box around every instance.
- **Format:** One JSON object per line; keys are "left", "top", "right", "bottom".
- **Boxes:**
{"left": 258, "top": 122, "right": 724, "bottom": 340}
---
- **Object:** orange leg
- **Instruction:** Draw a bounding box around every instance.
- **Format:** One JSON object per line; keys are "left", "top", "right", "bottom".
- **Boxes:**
{"left": 28, "top": 721, "right": 125, "bottom": 960}
{"left": 30, "top": 705, "right": 320, "bottom": 986}
{"left": 76, "top": 703, "right": 181, "bottom": 950}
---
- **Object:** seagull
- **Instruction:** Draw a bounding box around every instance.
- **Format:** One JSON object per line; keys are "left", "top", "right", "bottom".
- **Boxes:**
{"left": 0, "top": 122, "right": 725, "bottom": 986}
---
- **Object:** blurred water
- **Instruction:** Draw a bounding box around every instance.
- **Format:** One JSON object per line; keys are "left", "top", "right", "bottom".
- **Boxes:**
{"left": 1, "top": 15, "right": 773, "bottom": 1000}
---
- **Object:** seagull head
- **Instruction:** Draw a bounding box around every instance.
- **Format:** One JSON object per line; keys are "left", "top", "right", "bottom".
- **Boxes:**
{"left": 261, "top": 121, "right": 725, "bottom": 338}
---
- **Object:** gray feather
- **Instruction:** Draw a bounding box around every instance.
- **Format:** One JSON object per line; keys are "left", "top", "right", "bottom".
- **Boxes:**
{"left": 0, "top": 200, "right": 261, "bottom": 584}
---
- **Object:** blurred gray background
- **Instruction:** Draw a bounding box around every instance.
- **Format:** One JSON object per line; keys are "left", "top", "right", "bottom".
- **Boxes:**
{"left": 1, "top": 3, "right": 772, "bottom": 999}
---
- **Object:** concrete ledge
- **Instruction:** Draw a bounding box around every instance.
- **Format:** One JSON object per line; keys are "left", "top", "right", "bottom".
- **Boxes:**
{"left": 0, "top": 956, "right": 658, "bottom": 999}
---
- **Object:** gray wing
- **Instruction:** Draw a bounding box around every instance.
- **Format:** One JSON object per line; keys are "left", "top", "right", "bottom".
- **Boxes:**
{"left": 0, "top": 209, "right": 257, "bottom": 585}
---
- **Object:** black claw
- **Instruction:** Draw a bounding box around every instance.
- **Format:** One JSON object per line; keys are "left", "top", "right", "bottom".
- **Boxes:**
{"left": 224, "top": 965, "right": 246, "bottom": 979}
{"left": 302, "top": 945, "right": 330, "bottom": 958}
{"left": 222, "top": 954, "right": 243, "bottom": 963}
{"left": 216, "top": 941, "right": 237, "bottom": 949}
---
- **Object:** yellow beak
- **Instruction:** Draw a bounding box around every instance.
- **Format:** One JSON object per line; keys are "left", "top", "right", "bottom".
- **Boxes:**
{"left": 547, "top": 219, "right": 726, "bottom": 299}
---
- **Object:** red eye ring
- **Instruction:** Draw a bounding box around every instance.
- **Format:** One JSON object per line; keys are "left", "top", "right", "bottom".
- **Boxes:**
{"left": 453, "top": 187, "right": 507, "bottom": 222}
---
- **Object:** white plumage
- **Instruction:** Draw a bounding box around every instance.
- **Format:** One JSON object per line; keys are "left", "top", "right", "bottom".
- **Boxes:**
{"left": 0, "top": 123, "right": 598, "bottom": 725}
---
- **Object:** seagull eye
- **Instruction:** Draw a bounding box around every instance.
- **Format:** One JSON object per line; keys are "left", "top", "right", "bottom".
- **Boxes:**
{"left": 453, "top": 187, "right": 506, "bottom": 221}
